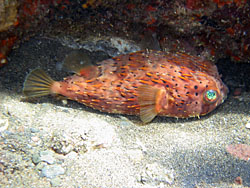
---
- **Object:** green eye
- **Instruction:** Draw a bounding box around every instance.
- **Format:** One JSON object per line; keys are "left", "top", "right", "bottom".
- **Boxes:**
{"left": 204, "top": 90, "right": 218, "bottom": 103}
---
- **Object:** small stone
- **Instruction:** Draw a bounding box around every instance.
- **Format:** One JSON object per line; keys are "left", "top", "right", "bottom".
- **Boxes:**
{"left": 233, "top": 88, "right": 242, "bottom": 96}
{"left": 127, "top": 149, "right": 144, "bottom": 163}
{"left": 226, "top": 144, "right": 250, "bottom": 161}
{"left": 66, "top": 151, "right": 78, "bottom": 159}
{"left": 246, "top": 122, "right": 250, "bottom": 129}
{"left": 50, "top": 177, "right": 61, "bottom": 187}
{"left": 40, "top": 150, "right": 56, "bottom": 165}
{"left": 140, "top": 163, "right": 175, "bottom": 186}
{"left": 56, "top": 61, "right": 63, "bottom": 71}
{"left": 17, "top": 126, "right": 25, "bottom": 132}
{"left": 62, "top": 100, "right": 68, "bottom": 105}
{"left": 119, "top": 116, "right": 133, "bottom": 126}
{"left": 41, "top": 164, "right": 65, "bottom": 179}
{"left": 1, "top": 58, "right": 7, "bottom": 65}
{"left": 0, "top": 162, "right": 5, "bottom": 172}
{"left": 0, "top": 118, "right": 9, "bottom": 132}
{"left": 30, "top": 127, "right": 40, "bottom": 133}
{"left": 32, "top": 153, "right": 41, "bottom": 164}
{"left": 36, "top": 162, "right": 46, "bottom": 170}
{"left": 31, "top": 136, "right": 40, "bottom": 142}
{"left": 51, "top": 135, "right": 74, "bottom": 155}
{"left": 120, "top": 120, "right": 131, "bottom": 126}
{"left": 234, "top": 176, "right": 243, "bottom": 185}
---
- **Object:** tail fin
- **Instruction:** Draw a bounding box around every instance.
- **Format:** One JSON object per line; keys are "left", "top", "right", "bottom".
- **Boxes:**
{"left": 23, "top": 69, "right": 55, "bottom": 98}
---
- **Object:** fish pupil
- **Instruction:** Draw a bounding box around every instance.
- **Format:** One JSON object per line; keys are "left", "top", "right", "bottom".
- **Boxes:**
{"left": 204, "top": 90, "right": 217, "bottom": 103}
{"left": 207, "top": 91, "right": 216, "bottom": 100}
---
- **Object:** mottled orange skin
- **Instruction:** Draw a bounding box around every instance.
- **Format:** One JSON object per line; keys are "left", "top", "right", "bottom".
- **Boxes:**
{"left": 52, "top": 50, "right": 228, "bottom": 118}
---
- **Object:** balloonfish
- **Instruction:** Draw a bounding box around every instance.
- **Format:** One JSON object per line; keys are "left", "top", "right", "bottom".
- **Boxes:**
{"left": 23, "top": 50, "right": 228, "bottom": 123}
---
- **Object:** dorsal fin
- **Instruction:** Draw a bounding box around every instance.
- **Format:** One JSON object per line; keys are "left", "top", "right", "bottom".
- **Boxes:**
{"left": 63, "top": 50, "right": 98, "bottom": 79}
{"left": 138, "top": 85, "right": 166, "bottom": 123}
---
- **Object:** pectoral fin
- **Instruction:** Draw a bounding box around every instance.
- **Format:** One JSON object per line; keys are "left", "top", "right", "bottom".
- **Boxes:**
{"left": 138, "top": 85, "right": 165, "bottom": 123}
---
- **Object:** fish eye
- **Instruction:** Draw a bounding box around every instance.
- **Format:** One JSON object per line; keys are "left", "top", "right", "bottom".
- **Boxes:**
{"left": 203, "top": 90, "right": 218, "bottom": 103}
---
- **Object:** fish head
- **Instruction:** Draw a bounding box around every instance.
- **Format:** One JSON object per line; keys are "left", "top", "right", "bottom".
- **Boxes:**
{"left": 178, "top": 75, "right": 229, "bottom": 118}
{"left": 198, "top": 76, "right": 228, "bottom": 116}
{"left": 161, "top": 73, "right": 228, "bottom": 118}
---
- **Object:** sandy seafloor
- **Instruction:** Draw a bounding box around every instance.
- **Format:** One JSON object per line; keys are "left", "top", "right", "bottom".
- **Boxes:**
{"left": 0, "top": 36, "right": 249, "bottom": 188}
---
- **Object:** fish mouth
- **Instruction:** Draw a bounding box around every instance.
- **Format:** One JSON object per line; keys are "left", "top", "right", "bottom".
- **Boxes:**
{"left": 221, "top": 84, "right": 229, "bottom": 103}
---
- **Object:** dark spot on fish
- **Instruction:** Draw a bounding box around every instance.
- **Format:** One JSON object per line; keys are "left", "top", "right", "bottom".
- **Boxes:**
{"left": 166, "top": 85, "right": 169, "bottom": 87}
{"left": 194, "top": 85, "right": 198, "bottom": 89}
{"left": 195, "top": 101, "right": 198, "bottom": 104}
{"left": 200, "top": 81, "right": 202, "bottom": 84}
{"left": 177, "top": 95, "right": 181, "bottom": 97}
{"left": 195, "top": 92, "right": 198, "bottom": 96}
{"left": 186, "top": 91, "right": 190, "bottom": 94}
{"left": 206, "top": 85, "right": 208, "bottom": 88}
{"left": 175, "top": 83, "right": 178, "bottom": 86}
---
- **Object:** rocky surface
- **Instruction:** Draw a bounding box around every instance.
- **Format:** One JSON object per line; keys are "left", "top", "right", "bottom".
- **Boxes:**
{"left": 0, "top": 35, "right": 249, "bottom": 188}
{"left": 1, "top": 1, "right": 250, "bottom": 69}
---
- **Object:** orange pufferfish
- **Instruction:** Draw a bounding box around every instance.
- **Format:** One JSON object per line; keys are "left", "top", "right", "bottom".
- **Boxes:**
{"left": 23, "top": 50, "right": 228, "bottom": 123}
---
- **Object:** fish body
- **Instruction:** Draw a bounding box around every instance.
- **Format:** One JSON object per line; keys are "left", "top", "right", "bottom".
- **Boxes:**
{"left": 23, "top": 50, "right": 228, "bottom": 123}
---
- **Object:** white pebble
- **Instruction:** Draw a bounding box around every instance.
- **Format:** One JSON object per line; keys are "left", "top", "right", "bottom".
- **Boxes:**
{"left": 127, "top": 149, "right": 144, "bottom": 163}
{"left": 40, "top": 150, "right": 56, "bottom": 165}
{"left": 41, "top": 165, "right": 65, "bottom": 179}
{"left": 0, "top": 118, "right": 9, "bottom": 132}
{"left": 246, "top": 122, "right": 250, "bottom": 129}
